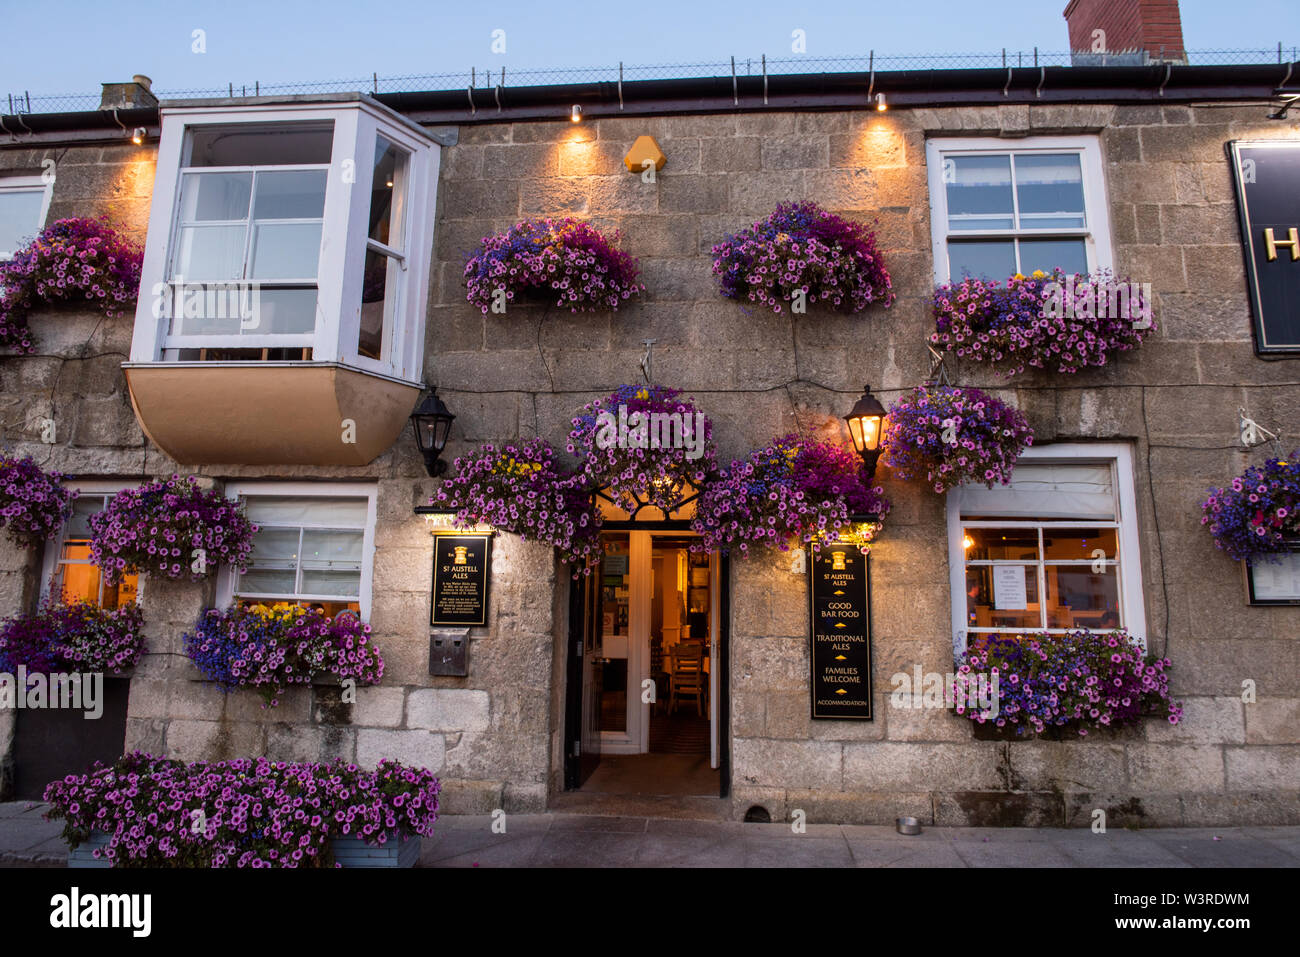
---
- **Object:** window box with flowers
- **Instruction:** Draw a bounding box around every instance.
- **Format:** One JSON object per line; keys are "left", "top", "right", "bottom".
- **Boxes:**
{"left": 88, "top": 474, "right": 256, "bottom": 585}
{"left": 711, "top": 201, "right": 894, "bottom": 315}
{"left": 0, "top": 217, "right": 143, "bottom": 355}
{"left": 691, "top": 432, "right": 890, "bottom": 555}
{"left": 48, "top": 752, "right": 438, "bottom": 868}
{"left": 881, "top": 385, "right": 1034, "bottom": 495}
{"left": 1201, "top": 452, "right": 1300, "bottom": 604}
{"left": 464, "top": 217, "right": 644, "bottom": 314}
{"left": 0, "top": 455, "right": 78, "bottom": 550}
{"left": 930, "top": 268, "right": 1155, "bottom": 379}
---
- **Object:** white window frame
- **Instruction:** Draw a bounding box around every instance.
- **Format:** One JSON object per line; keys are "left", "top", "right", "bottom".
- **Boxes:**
{"left": 217, "top": 481, "right": 378, "bottom": 621}
{"left": 0, "top": 173, "right": 54, "bottom": 260}
{"left": 945, "top": 443, "right": 1146, "bottom": 659}
{"left": 129, "top": 98, "right": 440, "bottom": 385}
{"left": 926, "top": 135, "right": 1114, "bottom": 285}
{"left": 39, "top": 480, "right": 139, "bottom": 606}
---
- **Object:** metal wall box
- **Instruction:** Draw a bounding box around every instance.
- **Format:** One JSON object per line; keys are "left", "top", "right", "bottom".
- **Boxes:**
{"left": 429, "top": 630, "right": 470, "bottom": 676}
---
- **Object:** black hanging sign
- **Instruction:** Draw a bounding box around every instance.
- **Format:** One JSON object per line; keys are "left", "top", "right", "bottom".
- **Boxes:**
{"left": 809, "top": 544, "right": 873, "bottom": 719}
{"left": 431, "top": 534, "right": 492, "bottom": 627}
{"left": 1227, "top": 141, "right": 1300, "bottom": 355}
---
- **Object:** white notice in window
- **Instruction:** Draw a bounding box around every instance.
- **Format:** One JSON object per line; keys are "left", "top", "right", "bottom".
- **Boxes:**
{"left": 993, "top": 565, "right": 1028, "bottom": 610}
{"left": 1250, "top": 552, "right": 1300, "bottom": 601}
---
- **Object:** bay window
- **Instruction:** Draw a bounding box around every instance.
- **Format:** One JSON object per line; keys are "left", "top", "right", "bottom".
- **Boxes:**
{"left": 128, "top": 96, "right": 439, "bottom": 382}
{"left": 946, "top": 444, "right": 1146, "bottom": 657}
{"left": 926, "top": 136, "right": 1113, "bottom": 283}
{"left": 123, "top": 96, "right": 440, "bottom": 466}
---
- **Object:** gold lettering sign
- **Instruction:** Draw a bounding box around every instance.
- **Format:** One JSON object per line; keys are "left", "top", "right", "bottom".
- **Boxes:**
{"left": 1264, "top": 226, "right": 1300, "bottom": 262}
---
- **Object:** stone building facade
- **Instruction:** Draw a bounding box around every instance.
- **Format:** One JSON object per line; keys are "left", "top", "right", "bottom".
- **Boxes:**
{"left": 1, "top": 64, "right": 1298, "bottom": 826}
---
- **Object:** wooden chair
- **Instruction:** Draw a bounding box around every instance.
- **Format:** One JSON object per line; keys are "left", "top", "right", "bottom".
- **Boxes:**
{"left": 668, "top": 648, "right": 707, "bottom": 717}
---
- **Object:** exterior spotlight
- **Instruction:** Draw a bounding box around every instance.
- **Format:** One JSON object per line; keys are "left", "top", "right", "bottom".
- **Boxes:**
{"left": 845, "top": 384, "right": 887, "bottom": 477}
{"left": 131, "top": 127, "right": 147, "bottom": 145}
{"left": 570, "top": 104, "right": 583, "bottom": 122}
{"left": 875, "top": 93, "right": 887, "bottom": 112}
{"left": 410, "top": 386, "right": 455, "bottom": 477}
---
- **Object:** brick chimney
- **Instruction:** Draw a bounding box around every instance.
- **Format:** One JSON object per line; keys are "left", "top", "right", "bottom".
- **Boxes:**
{"left": 1063, "top": 0, "right": 1187, "bottom": 65}
{"left": 99, "top": 74, "right": 158, "bottom": 110}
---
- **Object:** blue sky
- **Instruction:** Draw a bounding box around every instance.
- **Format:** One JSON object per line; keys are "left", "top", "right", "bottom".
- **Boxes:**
{"left": 2, "top": 0, "right": 1295, "bottom": 99}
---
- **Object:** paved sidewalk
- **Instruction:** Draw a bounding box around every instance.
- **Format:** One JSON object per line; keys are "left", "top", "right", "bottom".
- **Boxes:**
{"left": 4, "top": 801, "right": 1298, "bottom": 867}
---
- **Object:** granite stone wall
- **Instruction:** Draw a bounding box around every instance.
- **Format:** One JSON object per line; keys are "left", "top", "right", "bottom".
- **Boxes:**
{"left": 1, "top": 100, "right": 1297, "bottom": 824}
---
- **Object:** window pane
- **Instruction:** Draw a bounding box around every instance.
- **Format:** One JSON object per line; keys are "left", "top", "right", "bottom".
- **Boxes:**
{"left": 1018, "top": 238, "right": 1088, "bottom": 276}
{"left": 188, "top": 125, "right": 333, "bottom": 167}
{"left": 963, "top": 527, "right": 1038, "bottom": 561}
{"left": 945, "top": 155, "right": 1014, "bottom": 230}
{"left": 243, "top": 497, "right": 368, "bottom": 526}
{"left": 253, "top": 170, "right": 327, "bottom": 220}
{"left": 1014, "top": 153, "right": 1085, "bottom": 229}
{"left": 948, "top": 240, "right": 1016, "bottom": 279}
{"left": 249, "top": 527, "right": 301, "bottom": 563}
{"left": 66, "top": 496, "right": 106, "bottom": 538}
{"left": 300, "top": 568, "right": 362, "bottom": 597}
{"left": 965, "top": 566, "right": 1039, "bottom": 629}
{"left": 959, "top": 463, "right": 1116, "bottom": 520}
{"left": 1046, "top": 565, "right": 1121, "bottom": 629}
{"left": 301, "top": 528, "right": 363, "bottom": 566}
{"left": 250, "top": 222, "right": 322, "bottom": 280}
{"left": 0, "top": 189, "right": 47, "bottom": 256}
{"left": 358, "top": 248, "right": 391, "bottom": 360}
{"left": 179, "top": 172, "right": 252, "bottom": 222}
{"left": 175, "top": 225, "right": 246, "bottom": 280}
{"left": 237, "top": 567, "right": 298, "bottom": 595}
{"left": 249, "top": 287, "right": 318, "bottom": 334}
{"left": 368, "top": 137, "right": 407, "bottom": 249}
{"left": 1042, "top": 527, "right": 1119, "bottom": 561}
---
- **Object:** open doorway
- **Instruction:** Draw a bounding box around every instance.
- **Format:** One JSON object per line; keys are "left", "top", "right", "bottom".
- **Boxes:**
{"left": 564, "top": 528, "right": 727, "bottom": 800}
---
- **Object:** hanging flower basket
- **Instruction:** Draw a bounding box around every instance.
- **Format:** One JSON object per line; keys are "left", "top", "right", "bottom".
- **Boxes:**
{"left": 692, "top": 433, "right": 890, "bottom": 555}
{"left": 0, "top": 454, "right": 77, "bottom": 549}
{"left": 711, "top": 201, "right": 894, "bottom": 315}
{"left": 182, "top": 602, "right": 384, "bottom": 708}
{"left": 881, "top": 385, "right": 1033, "bottom": 495}
{"left": 0, "top": 217, "right": 144, "bottom": 354}
{"left": 88, "top": 474, "right": 257, "bottom": 584}
{"left": 463, "top": 217, "right": 644, "bottom": 314}
{"left": 953, "top": 629, "right": 1182, "bottom": 737}
{"left": 45, "top": 752, "right": 439, "bottom": 868}
{"left": 568, "top": 385, "right": 717, "bottom": 518}
{"left": 1201, "top": 452, "right": 1300, "bottom": 563}
{"left": 433, "top": 437, "right": 601, "bottom": 570}
{"left": 930, "top": 269, "right": 1154, "bottom": 379}
{"left": 0, "top": 598, "right": 144, "bottom": 675}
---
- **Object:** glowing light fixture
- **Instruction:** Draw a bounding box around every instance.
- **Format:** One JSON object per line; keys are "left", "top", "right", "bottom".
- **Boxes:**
{"left": 570, "top": 104, "right": 583, "bottom": 122}
{"left": 875, "top": 93, "right": 887, "bottom": 112}
{"left": 844, "top": 385, "right": 887, "bottom": 477}
{"left": 131, "top": 127, "right": 147, "bottom": 145}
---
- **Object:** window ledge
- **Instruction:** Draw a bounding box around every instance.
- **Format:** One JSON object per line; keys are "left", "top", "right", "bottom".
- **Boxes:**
{"left": 122, "top": 360, "right": 420, "bottom": 466}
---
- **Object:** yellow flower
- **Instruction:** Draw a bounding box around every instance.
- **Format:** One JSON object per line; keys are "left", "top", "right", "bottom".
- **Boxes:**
{"left": 1031, "top": 270, "right": 1046, "bottom": 279}
{"left": 775, "top": 232, "right": 791, "bottom": 243}
{"left": 636, "top": 388, "right": 649, "bottom": 400}
{"left": 1013, "top": 273, "right": 1025, "bottom": 281}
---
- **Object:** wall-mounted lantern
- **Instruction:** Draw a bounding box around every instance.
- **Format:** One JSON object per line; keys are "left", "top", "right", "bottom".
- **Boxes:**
{"left": 410, "top": 386, "right": 455, "bottom": 476}
{"left": 845, "top": 384, "right": 887, "bottom": 477}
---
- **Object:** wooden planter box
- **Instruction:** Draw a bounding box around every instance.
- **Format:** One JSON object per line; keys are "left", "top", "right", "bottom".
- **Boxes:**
{"left": 68, "top": 831, "right": 419, "bottom": 868}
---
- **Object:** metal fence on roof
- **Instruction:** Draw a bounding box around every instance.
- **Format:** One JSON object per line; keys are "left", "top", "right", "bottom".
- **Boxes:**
{"left": 6, "top": 46, "right": 1298, "bottom": 116}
